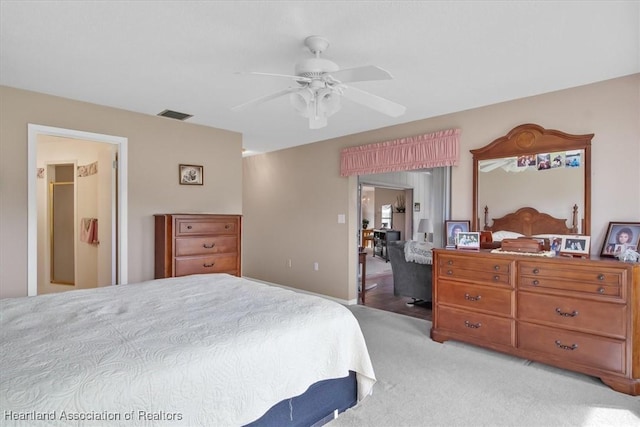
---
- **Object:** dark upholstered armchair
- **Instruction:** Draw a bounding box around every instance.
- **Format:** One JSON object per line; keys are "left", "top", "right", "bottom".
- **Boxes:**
{"left": 387, "top": 240, "right": 433, "bottom": 304}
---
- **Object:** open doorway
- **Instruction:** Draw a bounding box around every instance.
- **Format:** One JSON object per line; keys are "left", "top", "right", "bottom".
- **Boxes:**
{"left": 27, "top": 124, "right": 129, "bottom": 296}
{"left": 356, "top": 167, "right": 451, "bottom": 321}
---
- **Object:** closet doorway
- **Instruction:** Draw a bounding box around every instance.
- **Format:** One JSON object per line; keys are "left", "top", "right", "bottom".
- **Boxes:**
{"left": 27, "top": 124, "right": 129, "bottom": 296}
{"left": 48, "top": 164, "right": 76, "bottom": 286}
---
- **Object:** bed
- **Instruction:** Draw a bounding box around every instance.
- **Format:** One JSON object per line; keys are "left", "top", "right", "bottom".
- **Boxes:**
{"left": 0, "top": 274, "right": 376, "bottom": 426}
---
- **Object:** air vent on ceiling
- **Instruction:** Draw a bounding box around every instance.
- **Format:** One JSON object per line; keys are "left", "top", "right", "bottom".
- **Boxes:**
{"left": 157, "top": 109, "right": 193, "bottom": 121}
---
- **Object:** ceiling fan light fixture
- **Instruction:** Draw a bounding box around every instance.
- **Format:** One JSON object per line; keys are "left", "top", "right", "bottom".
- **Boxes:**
{"left": 233, "top": 35, "right": 406, "bottom": 129}
{"left": 290, "top": 89, "right": 313, "bottom": 116}
{"left": 290, "top": 88, "right": 341, "bottom": 129}
{"left": 317, "top": 89, "right": 341, "bottom": 117}
{"left": 309, "top": 115, "right": 328, "bottom": 130}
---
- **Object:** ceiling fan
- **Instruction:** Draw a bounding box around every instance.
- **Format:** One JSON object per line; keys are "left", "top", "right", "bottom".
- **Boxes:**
{"left": 232, "top": 35, "right": 406, "bottom": 129}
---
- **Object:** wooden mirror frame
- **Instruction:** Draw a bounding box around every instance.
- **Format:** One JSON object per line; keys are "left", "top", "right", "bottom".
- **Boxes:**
{"left": 471, "top": 123, "right": 593, "bottom": 235}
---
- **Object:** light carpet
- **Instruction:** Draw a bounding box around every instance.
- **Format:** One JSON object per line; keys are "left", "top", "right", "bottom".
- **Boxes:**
{"left": 330, "top": 305, "right": 640, "bottom": 427}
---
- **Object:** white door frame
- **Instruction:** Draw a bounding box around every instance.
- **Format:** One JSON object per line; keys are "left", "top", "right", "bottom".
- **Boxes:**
{"left": 28, "top": 124, "right": 128, "bottom": 296}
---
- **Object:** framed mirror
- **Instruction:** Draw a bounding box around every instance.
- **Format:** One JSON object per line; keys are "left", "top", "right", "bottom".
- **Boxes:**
{"left": 471, "top": 123, "right": 593, "bottom": 236}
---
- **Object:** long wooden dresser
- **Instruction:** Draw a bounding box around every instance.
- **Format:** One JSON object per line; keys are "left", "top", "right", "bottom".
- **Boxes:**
{"left": 154, "top": 214, "right": 241, "bottom": 278}
{"left": 431, "top": 249, "right": 640, "bottom": 395}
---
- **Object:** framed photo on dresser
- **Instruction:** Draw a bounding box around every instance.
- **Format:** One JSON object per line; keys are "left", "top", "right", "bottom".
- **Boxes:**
{"left": 456, "top": 232, "right": 480, "bottom": 250}
{"left": 600, "top": 222, "right": 640, "bottom": 258}
{"left": 445, "top": 220, "right": 470, "bottom": 246}
{"left": 560, "top": 235, "right": 590, "bottom": 257}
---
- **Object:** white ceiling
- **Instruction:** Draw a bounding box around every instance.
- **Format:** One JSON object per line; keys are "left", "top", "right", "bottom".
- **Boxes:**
{"left": 1, "top": 1, "right": 638, "bottom": 156}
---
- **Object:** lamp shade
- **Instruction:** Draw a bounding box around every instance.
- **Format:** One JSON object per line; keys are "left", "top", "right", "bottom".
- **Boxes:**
{"left": 417, "top": 219, "right": 432, "bottom": 233}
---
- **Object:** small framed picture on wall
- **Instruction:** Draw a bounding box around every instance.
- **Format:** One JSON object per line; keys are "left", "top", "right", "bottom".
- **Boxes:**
{"left": 179, "top": 164, "right": 203, "bottom": 185}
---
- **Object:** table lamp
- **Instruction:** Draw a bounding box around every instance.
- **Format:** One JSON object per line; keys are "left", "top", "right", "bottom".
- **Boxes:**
{"left": 417, "top": 219, "right": 433, "bottom": 243}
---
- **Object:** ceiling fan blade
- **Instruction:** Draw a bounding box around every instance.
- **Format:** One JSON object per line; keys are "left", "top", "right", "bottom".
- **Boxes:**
{"left": 330, "top": 65, "right": 393, "bottom": 83}
{"left": 235, "top": 71, "right": 311, "bottom": 83}
{"left": 231, "top": 87, "right": 299, "bottom": 112}
{"left": 341, "top": 85, "right": 406, "bottom": 117}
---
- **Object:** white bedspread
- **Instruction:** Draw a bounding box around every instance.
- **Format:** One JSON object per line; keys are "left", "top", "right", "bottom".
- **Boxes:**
{"left": 0, "top": 274, "right": 376, "bottom": 426}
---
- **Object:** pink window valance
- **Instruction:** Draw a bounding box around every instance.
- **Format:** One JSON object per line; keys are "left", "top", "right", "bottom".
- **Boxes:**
{"left": 340, "top": 128, "right": 461, "bottom": 176}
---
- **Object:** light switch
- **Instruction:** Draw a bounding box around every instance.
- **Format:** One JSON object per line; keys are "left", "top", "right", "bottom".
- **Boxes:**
{"left": 338, "top": 214, "right": 345, "bottom": 223}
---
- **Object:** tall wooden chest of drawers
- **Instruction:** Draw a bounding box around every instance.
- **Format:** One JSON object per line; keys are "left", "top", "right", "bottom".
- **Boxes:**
{"left": 431, "top": 249, "right": 640, "bottom": 395}
{"left": 154, "top": 214, "right": 242, "bottom": 278}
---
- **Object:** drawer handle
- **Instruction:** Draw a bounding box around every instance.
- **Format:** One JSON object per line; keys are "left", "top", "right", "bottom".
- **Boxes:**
{"left": 493, "top": 275, "right": 500, "bottom": 281}
{"left": 555, "top": 308, "right": 578, "bottom": 317}
{"left": 493, "top": 265, "right": 500, "bottom": 271}
{"left": 464, "top": 320, "right": 482, "bottom": 329}
{"left": 447, "top": 260, "right": 453, "bottom": 265}
{"left": 446, "top": 270, "right": 453, "bottom": 275}
{"left": 187, "top": 225, "right": 193, "bottom": 230}
{"left": 464, "top": 293, "right": 482, "bottom": 302}
{"left": 203, "top": 262, "right": 215, "bottom": 268}
{"left": 598, "top": 287, "right": 605, "bottom": 294}
{"left": 532, "top": 279, "right": 539, "bottom": 286}
{"left": 532, "top": 268, "right": 539, "bottom": 274}
{"left": 225, "top": 224, "right": 231, "bottom": 229}
{"left": 597, "top": 274, "right": 605, "bottom": 281}
{"left": 555, "top": 340, "right": 578, "bottom": 351}
{"left": 203, "top": 243, "right": 215, "bottom": 249}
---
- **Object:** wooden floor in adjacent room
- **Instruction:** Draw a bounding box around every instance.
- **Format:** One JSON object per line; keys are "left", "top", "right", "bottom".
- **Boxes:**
{"left": 360, "top": 269, "right": 432, "bottom": 322}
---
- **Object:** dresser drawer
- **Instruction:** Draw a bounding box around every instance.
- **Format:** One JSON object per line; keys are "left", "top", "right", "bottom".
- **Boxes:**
{"left": 175, "top": 218, "right": 238, "bottom": 236}
{"left": 175, "top": 236, "right": 238, "bottom": 257}
{"left": 438, "top": 265, "right": 511, "bottom": 287}
{"left": 519, "top": 276, "right": 622, "bottom": 298}
{"left": 518, "top": 323, "right": 626, "bottom": 374}
{"left": 437, "top": 306, "right": 514, "bottom": 347}
{"left": 519, "top": 262, "right": 624, "bottom": 285}
{"left": 439, "top": 254, "right": 512, "bottom": 274}
{"left": 175, "top": 255, "right": 238, "bottom": 276}
{"left": 519, "top": 261, "right": 624, "bottom": 297}
{"left": 438, "top": 254, "right": 513, "bottom": 287}
{"left": 438, "top": 282, "right": 513, "bottom": 316}
{"left": 518, "top": 293, "right": 626, "bottom": 338}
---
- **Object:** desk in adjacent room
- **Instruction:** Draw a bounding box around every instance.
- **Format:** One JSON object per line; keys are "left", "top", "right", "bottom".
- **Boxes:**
{"left": 358, "top": 250, "right": 367, "bottom": 303}
{"left": 373, "top": 229, "right": 401, "bottom": 262}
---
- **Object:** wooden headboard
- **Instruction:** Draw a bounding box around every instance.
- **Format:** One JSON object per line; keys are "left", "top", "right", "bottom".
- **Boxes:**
{"left": 483, "top": 205, "right": 578, "bottom": 236}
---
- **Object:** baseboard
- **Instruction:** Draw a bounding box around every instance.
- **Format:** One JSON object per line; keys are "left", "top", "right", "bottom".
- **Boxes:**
{"left": 242, "top": 276, "right": 355, "bottom": 305}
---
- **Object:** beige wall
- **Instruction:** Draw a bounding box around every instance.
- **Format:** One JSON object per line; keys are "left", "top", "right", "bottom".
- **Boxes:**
{"left": 242, "top": 74, "right": 640, "bottom": 301}
{"left": 2, "top": 75, "right": 638, "bottom": 301}
{"left": 0, "top": 86, "right": 243, "bottom": 298}
{"left": 242, "top": 142, "right": 353, "bottom": 298}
